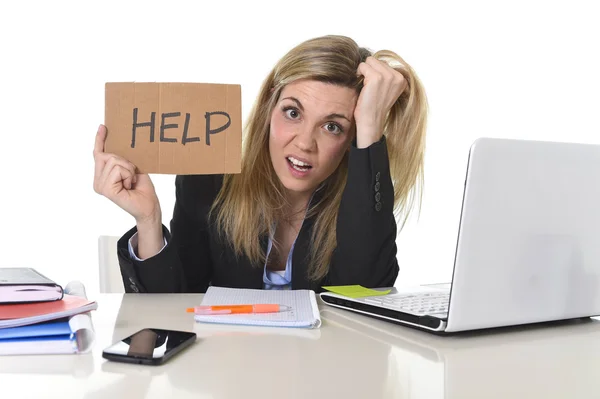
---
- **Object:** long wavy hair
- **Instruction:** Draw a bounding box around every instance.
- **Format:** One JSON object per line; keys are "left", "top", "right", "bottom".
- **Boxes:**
{"left": 211, "top": 35, "right": 428, "bottom": 281}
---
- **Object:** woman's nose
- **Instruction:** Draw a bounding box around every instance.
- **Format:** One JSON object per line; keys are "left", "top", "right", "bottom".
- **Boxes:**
{"left": 294, "top": 126, "right": 316, "bottom": 152}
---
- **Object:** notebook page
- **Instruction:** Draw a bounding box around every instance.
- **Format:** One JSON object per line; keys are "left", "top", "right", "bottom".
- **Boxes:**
{"left": 194, "top": 287, "right": 321, "bottom": 328}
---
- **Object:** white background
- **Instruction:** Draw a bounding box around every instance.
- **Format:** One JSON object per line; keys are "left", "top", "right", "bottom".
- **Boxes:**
{"left": 0, "top": 0, "right": 598, "bottom": 298}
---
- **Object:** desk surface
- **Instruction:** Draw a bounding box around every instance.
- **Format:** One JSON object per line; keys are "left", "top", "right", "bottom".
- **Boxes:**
{"left": 1, "top": 293, "right": 599, "bottom": 398}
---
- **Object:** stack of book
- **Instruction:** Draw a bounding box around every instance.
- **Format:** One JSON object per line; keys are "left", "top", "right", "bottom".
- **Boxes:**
{"left": 0, "top": 268, "right": 97, "bottom": 355}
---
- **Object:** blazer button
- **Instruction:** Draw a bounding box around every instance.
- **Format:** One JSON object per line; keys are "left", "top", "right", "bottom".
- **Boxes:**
{"left": 375, "top": 172, "right": 381, "bottom": 182}
{"left": 374, "top": 182, "right": 380, "bottom": 192}
{"left": 375, "top": 192, "right": 381, "bottom": 202}
{"left": 375, "top": 202, "right": 382, "bottom": 212}
{"left": 129, "top": 277, "right": 139, "bottom": 293}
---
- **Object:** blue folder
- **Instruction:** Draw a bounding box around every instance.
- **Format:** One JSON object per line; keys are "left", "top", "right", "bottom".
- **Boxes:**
{"left": 0, "top": 320, "right": 77, "bottom": 355}
{"left": 0, "top": 320, "right": 72, "bottom": 340}
{"left": 0, "top": 334, "right": 73, "bottom": 344}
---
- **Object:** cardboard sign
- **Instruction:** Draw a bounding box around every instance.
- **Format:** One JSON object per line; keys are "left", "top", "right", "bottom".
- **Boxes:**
{"left": 104, "top": 82, "right": 242, "bottom": 175}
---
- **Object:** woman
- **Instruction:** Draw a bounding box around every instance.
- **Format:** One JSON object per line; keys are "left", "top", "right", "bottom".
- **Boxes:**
{"left": 93, "top": 35, "right": 428, "bottom": 293}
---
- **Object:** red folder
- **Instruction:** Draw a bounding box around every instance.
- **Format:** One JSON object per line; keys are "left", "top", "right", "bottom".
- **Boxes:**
{"left": 0, "top": 294, "right": 97, "bottom": 329}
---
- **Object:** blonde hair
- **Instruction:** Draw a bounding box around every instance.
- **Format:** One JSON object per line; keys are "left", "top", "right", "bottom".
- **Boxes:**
{"left": 211, "top": 35, "right": 428, "bottom": 281}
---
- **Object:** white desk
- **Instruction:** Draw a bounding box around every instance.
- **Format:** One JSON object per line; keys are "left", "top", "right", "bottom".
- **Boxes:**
{"left": 1, "top": 293, "right": 599, "bottom": 398}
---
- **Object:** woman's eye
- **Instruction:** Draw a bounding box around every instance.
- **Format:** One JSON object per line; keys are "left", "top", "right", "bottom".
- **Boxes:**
{"left": 324, "top": 122, "right": 342, "bottom": 135}
{"left": 284, "top": 108, "right": 300, "bottom": 119}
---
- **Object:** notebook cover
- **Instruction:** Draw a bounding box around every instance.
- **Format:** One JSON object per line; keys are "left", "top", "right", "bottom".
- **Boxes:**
{"left": 0, "top": 268, "right": 59, "bottom": 286}
{"left": 0, "top": 268, "right": 64, "bottom": 304}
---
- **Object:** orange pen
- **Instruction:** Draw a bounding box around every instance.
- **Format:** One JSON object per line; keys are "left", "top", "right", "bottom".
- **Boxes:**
{"left": 186, "top": 304, "right": 292, "bottom": 315}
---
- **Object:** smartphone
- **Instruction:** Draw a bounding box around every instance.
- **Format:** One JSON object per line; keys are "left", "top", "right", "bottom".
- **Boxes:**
{"left": 102, "top": 328, "right": 197, "bottom": 366}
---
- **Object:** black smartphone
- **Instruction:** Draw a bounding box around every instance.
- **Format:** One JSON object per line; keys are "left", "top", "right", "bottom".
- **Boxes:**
{"left": 102, "top": 328, "right": 197, "bottom": 366}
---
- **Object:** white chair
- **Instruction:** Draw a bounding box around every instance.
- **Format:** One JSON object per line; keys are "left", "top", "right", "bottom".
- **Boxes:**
{"left": 98, "top": 235, "right": 125, "bottom": 293}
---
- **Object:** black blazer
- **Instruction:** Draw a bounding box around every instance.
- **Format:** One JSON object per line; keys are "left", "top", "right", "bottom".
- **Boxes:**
{"left": 116, "top": 136, "right": 399, "bottom": 293}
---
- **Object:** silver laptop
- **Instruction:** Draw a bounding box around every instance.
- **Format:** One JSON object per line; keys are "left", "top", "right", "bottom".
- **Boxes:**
{"left": 321, "top": 137, "right": 600, "bottom": 333}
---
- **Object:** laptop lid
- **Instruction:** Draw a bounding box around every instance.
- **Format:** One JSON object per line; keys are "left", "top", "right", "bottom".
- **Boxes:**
{"left": 446, "top": 137, "right": 600, "bottom": 332}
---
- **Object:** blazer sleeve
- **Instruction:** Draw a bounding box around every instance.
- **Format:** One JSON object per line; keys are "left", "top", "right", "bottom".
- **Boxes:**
{"left": 116, "top": 174, "right": 223, "bottom": 293}
{"left": 324, "top": 135, "right": 400, "bottom": 288}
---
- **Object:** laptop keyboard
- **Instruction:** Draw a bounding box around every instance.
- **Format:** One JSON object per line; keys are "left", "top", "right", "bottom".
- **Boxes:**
{"left": 365, "top": 292, "right": 450, "bottom": 316}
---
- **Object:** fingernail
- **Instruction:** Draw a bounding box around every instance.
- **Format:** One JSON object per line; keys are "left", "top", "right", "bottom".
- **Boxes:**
{"left": 98, "top": 124, "right": 103, "bottom": 132}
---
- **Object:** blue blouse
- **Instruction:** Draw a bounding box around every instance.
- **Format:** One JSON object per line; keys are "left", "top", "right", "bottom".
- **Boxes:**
{"left": 262, "top": 235, "right": 294, "bottom": 290}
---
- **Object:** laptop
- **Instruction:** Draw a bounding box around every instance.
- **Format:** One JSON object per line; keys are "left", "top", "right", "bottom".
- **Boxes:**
{"left": 321, "top": 137, "right": 600, "bottom": 333}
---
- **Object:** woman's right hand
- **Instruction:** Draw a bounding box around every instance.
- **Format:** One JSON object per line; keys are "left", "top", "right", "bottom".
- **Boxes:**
{"left": 93, "top": 124, "right": 162, "bottom": 226}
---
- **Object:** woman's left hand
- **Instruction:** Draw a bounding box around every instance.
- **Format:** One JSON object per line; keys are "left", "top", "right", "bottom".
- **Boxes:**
{"left": 354, "top": 56, "right": 408, "bottom": 148}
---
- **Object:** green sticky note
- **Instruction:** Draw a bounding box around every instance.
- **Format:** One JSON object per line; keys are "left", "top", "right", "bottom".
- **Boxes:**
{"left": 321, "top": 285, "right": 391, "bottom": 298}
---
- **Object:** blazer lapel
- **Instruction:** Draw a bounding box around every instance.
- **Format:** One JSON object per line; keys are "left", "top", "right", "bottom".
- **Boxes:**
{"left": 291, "top": 216, "right": 313, "bottom": 290}
{"left": 291, "top": 185, "right": 327, "bottom": 290}
{"left": 250, "top": 233, "right": 270, "bottom": 288}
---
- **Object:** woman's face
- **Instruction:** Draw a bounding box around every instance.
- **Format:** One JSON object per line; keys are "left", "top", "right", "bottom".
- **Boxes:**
{"left": 269, "top": 79, "right": 357, "bottom": 199}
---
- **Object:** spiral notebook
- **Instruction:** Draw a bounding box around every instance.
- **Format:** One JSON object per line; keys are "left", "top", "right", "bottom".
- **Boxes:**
{"left": 194, "top": 286, "right": 322, "bottom": 329}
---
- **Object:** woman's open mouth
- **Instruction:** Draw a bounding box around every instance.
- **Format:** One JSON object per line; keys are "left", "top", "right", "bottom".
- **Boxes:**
{"left": 286, "top": 156, "right": 313, "bottom": 176}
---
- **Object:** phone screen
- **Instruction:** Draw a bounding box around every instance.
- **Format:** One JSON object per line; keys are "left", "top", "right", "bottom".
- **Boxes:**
{"left": 103, "top": 328, "right": 196, "bottom": 365}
